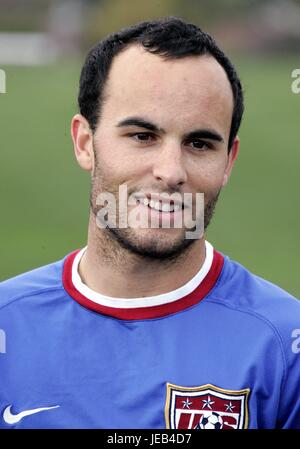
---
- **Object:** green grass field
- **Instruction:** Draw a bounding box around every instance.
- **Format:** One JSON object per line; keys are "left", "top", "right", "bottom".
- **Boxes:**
{"left": 1, "top": 56, "right": 299, "bottom": 297}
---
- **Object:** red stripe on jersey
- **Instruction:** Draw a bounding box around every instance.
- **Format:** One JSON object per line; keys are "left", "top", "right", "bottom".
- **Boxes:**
{"left": 62, "top": 249, "right": 224, "bottom": 320}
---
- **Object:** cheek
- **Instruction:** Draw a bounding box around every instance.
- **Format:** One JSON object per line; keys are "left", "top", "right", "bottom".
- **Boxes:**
{"left": 94, "top": 135, "right": 132, "bottom": 176}
{"left": 189, "top": 158, "right": 227, "bottom": 194}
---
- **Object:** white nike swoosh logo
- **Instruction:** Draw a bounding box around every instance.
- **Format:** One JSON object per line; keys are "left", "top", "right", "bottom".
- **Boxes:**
{"left": 3, "top": 405, "right": 60, "bottom": 424}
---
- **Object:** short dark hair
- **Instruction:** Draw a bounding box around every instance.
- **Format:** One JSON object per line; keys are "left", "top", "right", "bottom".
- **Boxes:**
{"left": 78, "top": 16, "right": 244, "bottom": 151}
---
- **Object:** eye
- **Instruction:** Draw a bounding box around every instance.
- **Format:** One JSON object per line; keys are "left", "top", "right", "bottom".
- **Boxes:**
{"left": 129, "top": 132, "right": 155, "bottom": 143}
{"left": 186, "top": 139, "right": 213, "bottom": 150}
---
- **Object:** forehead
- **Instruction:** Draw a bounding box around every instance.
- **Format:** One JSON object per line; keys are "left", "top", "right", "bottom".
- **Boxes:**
{"left": 101, "top": 45, "right": 234, "bottom": 134}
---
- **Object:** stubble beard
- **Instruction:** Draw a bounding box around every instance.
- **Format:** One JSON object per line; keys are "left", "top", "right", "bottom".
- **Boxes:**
{"left": 89, "top": 152, "right": 220, "bottom": 264}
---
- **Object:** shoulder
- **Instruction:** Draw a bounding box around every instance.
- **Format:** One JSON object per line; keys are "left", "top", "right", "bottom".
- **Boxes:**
{"left": 0, "top": 256, "right": 67, "bottom": 311}
{"left": 210, "top": 253, "right": 300, "bottom": 344}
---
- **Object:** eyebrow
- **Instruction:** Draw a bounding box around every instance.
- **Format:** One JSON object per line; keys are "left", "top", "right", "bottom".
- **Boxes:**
{"left": 116, "top": 117, "right": 165, "bottom": 133}
{"left": 116, "top": 116, "right": 224, "bottom": 143}
{"left": 183, "top": 129, "right": 224, "bottom": 143}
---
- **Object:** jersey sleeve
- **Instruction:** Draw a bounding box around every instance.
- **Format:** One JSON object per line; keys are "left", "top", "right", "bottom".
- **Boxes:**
{"left": 277, "top": 326, "right": 300, "bottom": 428}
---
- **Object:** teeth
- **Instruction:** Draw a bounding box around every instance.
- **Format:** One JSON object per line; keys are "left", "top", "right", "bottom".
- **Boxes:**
{"left": 162, "top": 203, "right": 170, "bottom": 212}
{"left": 149, "top": 200, "right": 162, "bottom": 211}
{"left": 140, "top": 197, "right": 182, "bottom": 212}
{"left": 149, "top": 200, "right": 156, "bottom": 209}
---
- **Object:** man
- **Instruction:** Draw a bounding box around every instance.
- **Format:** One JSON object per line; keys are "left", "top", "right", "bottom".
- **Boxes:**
{"left": 1, "top": 17, "right": 300, "bottom": 429}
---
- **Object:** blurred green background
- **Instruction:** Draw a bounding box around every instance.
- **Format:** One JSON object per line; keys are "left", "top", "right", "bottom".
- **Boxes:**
{"left": 0, "top": 0, "right": 299, "bottom": 297}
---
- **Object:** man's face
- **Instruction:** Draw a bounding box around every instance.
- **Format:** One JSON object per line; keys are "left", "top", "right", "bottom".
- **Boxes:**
{"left": 87, "top": 45, "right": 238, "bottom": 259}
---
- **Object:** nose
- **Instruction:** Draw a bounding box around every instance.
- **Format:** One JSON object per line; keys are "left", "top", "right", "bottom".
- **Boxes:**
{"left": 152, "top": 141, "right": 187, "bottom": 188}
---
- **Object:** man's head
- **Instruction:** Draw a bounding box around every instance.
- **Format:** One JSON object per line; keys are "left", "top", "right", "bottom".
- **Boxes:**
{"left": 71, "top": 17, "right": 242, "bottom": 261}
{"left": 78, "top": 16, "right": 243, "bottom": 152}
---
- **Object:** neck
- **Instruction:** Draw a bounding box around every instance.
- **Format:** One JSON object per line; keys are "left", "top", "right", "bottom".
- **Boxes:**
{"left": 78, "top": 216, "right": 206, "bottom": 299}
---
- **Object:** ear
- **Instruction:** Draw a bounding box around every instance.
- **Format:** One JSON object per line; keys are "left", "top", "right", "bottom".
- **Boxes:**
{"left": 71, "top": 114, "right": 94, "bottom": 172}
{"left": 222, "top": 136, "right": 240, "bottom": 187}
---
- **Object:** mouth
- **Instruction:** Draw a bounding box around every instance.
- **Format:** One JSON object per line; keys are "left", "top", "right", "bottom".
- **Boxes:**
{"left": 133, "top": 193, "right": 185, "bottom": 214}
{"left": 139, "top": 197, "right": 183, "bottom": 213}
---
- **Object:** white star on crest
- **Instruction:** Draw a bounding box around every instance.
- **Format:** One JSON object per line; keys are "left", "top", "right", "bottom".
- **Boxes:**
{"left": 202, "top": 395, "right": 215, "bottom": 410}
{"left": 182, "top": 398, "right": 192, "bottom": 409}
{"left": 225, "top": 401, "right": 235, "bottom": 412}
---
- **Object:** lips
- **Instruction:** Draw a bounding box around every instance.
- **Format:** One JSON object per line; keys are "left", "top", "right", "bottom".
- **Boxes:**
{"left": 142, "top": 197, "right": 181, "bottom": 213}
{"left": 133, "top": 193, "right": 185, "bottom": 213}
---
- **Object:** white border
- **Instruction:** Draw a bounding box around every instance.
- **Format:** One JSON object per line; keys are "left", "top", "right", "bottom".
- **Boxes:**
{"left": 71, "top": 241, "right": 214, "bottom": 309}
{"left": 171, "top": 389, "right": 246, "bottom": 429}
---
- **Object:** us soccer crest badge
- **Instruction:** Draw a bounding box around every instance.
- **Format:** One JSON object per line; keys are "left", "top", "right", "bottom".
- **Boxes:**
{"left": 165, "top": 383, "right": 250, "bottom": 429}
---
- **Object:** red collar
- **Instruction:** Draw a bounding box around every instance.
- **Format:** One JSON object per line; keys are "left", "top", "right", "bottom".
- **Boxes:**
{"left": 62, "top": 249, "right": 224, "bottom": 320}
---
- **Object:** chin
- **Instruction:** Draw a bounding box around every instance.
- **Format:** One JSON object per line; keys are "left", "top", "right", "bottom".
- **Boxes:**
{"left": 108, "top": 227, "right": 194, "bottom": 260}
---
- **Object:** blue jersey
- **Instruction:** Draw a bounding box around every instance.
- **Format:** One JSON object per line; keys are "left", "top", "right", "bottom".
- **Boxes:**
{"left": 1, "top": 242, "right": 300, "bottom": 429}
